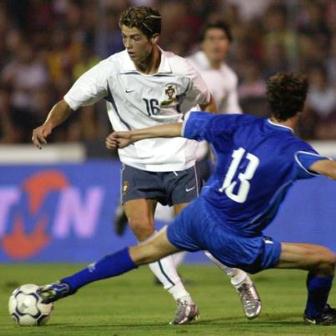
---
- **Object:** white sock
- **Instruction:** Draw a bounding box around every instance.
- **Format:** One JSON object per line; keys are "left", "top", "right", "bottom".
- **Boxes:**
{"left": 168, "top": 282, "right": 193, "bottom": 303}
{"left": 172, "top": 251, "right": 186, "bottom": 267}
{"left": 149, "top": 255, "right": 190, "bottom": 301}
{"left": 204, "top": 251, "right": 248, "bottom": 287}
{"left": 228, "top": 268, "right": 248, "bottom": 287}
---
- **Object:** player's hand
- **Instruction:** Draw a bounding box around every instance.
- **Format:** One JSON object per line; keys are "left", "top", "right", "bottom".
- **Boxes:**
{"left": 32, "top": 124, "right": 53, "bottom": 149}
{"left": 105, "top": 131, "right": 132, "bottom": 149}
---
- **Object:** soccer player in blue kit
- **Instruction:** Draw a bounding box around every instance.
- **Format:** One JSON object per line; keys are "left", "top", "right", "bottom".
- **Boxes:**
{"left": 39, "top": 73, "right": 336, "bottom": 325}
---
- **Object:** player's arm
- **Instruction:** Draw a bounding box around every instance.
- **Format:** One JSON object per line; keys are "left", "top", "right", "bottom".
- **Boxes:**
{"left": 309, "top": 160, "right": 336, "bottom": 180}
{"left": 32, "top": 100, "right": 72, "bottom": 149}
{"left": 107, "top": 111, "right": 245, "bottom": 149}
{"left": 106, "top": 123, "right": 182, "bottom": 149}
{"left": 32, "top": 61, "right": 108, "bottom": 149}
{"left": 106, "top": 111, "right": 242, "bottom": 149}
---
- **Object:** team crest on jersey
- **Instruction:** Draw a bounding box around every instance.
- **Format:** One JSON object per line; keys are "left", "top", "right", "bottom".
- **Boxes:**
{"left": 161, "top": 84, "right": 178, "bottom": 107}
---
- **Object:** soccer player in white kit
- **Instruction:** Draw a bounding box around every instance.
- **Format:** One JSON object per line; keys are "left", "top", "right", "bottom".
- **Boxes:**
{"left": 32, "top": 7, "right": 257, "bottom": 323}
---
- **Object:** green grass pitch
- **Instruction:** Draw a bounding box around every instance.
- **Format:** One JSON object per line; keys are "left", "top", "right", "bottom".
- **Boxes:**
{"left": 1, "top": 264, "right": 336, "bottom": 335}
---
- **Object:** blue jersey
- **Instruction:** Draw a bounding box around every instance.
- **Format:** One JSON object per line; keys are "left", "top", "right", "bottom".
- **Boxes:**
{"left": 183, "top": 112, "right": 327, "bottom": 236}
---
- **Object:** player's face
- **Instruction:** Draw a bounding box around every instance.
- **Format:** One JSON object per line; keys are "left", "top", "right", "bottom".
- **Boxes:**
{"left": 121, "top": 25, "right": 156, "bottom": 65}
{"left": 202, "top": 28, "right": 230, "bottom": 63}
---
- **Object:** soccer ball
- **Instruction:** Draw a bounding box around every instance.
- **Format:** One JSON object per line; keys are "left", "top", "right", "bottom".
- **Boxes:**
{"left": 8, "top": 284, "right": 53, "bottom": 326}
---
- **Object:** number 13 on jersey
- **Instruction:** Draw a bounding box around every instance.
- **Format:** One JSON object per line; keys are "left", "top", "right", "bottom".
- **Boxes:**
{"left": 219, "top": 147, "right": 260, "bottom": 203}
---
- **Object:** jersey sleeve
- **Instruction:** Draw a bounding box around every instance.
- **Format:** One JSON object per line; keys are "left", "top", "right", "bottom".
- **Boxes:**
{"left": 64, "top": 60, "right": 109, "bottom": 110}
{"left": 182, "top": 111, "right": 253, "bottom": 142}
{"left": 293, "top": 143, "right": 329, "bottom": 179}
{"left": 182, "top": 111, "right": 212, "bottom": 141}
{"left": 183, "top": 60, "right": 211, "bottom": 106}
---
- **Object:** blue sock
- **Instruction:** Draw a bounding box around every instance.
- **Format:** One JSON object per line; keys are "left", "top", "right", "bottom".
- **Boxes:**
{"left": 61, "top": 248, "right": 137, "bottom": 292}
{"left": 305, "top": 272, "right": 333, "bottom": 318}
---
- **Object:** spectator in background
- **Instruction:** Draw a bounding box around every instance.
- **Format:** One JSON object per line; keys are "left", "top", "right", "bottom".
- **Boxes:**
{"left": 238, "top": 62, "right": 266, "bottom": 100}
{"left": 306, "top": 66, "right": 336, "bottom": 139}
{"left": 1, "top": 42, "right": 49, "bottom": 142}
{"left": 326, "top": 36, "right": 336, "bottom": 86}
{"left": 298, "top": 1, "right": 330, "bottom": 43}
{"left": 226, "top": 0, "right": 272, "bottom": 21}
{"left": 297, "top": 1, "right": 331, "bottom": 72}
{"left": 46, "top": 28, "right": 72, "bottom": 84}
{"left": 0, "top": 0, "right": 336, "bottom": 143}
{"left": 262, "top": 42, "right": 289, "bottom": 79}
{"left": 188, "top": 21, "right": 241, "bottom": 114}
{"left": 0, "top": 85, "right": 15, "bottom": 143}
{"left": 263, "top": 4, "right": 297, "bottom": 68}
{"left": 238, "top": 62, "right": 266, "bottom": 117}
{"left": 159, "top": 1, "right": 202, "bottom": 55}
{"left": 95, "top": 8, "right": 124, "bottom": 58}
{"left": 72, "top": 42, "right": 100, "bottom": 80}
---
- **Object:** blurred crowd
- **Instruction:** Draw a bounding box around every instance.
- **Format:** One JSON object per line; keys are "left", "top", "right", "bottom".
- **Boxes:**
{"left": 1, "top": 0, "right": 336, "bottom": 145}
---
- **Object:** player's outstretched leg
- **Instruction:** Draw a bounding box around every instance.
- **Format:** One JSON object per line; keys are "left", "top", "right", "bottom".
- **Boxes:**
{"left": 38, "top": 228, "right": 199, "bottom": 325}
{"left": 38, "top": 248, "right": 137, "bottom": 303}
{"left": 204, "top": 251, "right": 261, "bottom": 319}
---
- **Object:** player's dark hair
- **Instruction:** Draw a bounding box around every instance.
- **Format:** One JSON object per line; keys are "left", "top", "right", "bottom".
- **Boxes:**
{"left": 200, "top": 21, "right": 233, "bottom": 43}
{"left": 266, "top": 73, "right": 308, "bottom": 121}
{"left": 119, "top": 6, "right": 161, "bottom": 39}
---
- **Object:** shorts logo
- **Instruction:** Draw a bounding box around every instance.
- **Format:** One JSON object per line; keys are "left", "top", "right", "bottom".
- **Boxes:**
{"left": 185, "top": 186, "right": 195, "bottom": 192}
{"left": 88, "top": 262, "right": 96, "bottom": 272}
{"left": 122, "top": 181, "right": 129, "bottom": 194}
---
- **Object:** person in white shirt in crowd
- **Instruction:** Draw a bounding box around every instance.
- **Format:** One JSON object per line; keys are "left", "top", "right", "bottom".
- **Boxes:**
{"left": 188, "top": 22, "right": 241, "bottom": 114}
{"left": 187, "top": 21, "right": 242, "bottom": 182}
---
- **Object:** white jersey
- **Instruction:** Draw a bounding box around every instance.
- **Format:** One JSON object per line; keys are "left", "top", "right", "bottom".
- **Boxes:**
{"left": 64, "top": 49, "right": 210, "bottom": 171}
{"left": 188, "top": 50, "right": 241, "bottom": 114}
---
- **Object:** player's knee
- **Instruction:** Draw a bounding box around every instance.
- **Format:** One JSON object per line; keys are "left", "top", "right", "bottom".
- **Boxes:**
{"left": 130, "top": 242, "right": 161, "bottom": 265}
{"left": 316, "top": 248, "right": 336, "bottom": 275}
{"left": 129, "top": 244, "right": 149, "bottom": 265}
{"left": 128, "top": 217, "right": 154, "bottom": 241}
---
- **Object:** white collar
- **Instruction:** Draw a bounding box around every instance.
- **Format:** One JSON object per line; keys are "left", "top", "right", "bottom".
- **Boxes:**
{"left": 121, "top": 48, "right": 172, "bottom": 75}
{"left": 267, "top": 119, "right": 294, "bottom": 132}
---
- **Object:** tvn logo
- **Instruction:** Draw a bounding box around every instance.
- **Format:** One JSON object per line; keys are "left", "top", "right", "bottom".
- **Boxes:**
{"left": 0, "top": 170, "right": 105, "bottom": 260}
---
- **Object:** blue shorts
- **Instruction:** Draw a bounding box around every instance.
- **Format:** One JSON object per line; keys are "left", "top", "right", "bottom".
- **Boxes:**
{"left": 167, "top": 199, "right": 281, "bottom": 274}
